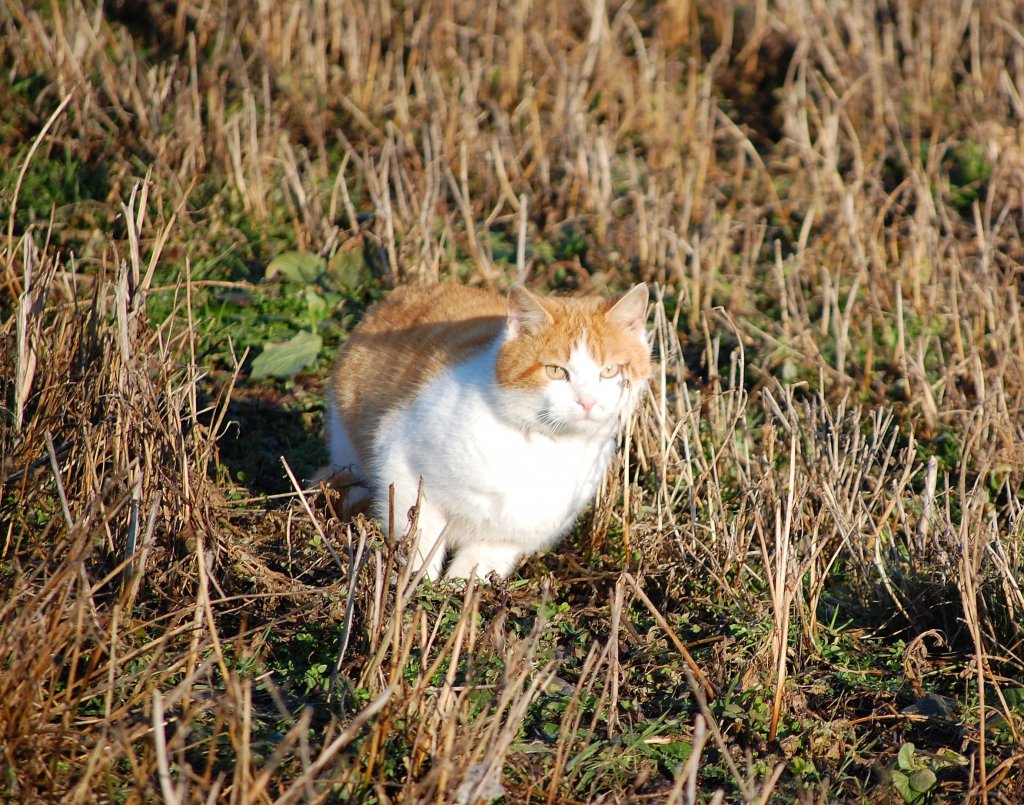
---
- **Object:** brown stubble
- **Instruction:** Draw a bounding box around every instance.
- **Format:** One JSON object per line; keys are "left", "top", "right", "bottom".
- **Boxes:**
{"left": 4, "top": 0, "right": 1024, "bottom": 800}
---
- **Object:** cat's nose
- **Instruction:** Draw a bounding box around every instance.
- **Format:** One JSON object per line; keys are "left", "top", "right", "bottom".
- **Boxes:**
{"left": 576, "top": 396, "right": 597, "bottom": 414}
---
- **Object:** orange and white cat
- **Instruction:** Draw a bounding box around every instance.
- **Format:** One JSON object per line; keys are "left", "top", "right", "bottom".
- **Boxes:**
{"left": 325, "top": 282, "right": 651, "bottom": 580}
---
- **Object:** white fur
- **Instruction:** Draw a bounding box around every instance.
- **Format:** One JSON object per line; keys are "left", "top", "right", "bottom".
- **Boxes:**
{"left": 323, "top": 401, "right": 374, "bottom": 510}
{"left": 365, "top": 331, "right": 646, "bottom": 580}
{"left": 326, "top": 401, "right": 362, "bottom": 477}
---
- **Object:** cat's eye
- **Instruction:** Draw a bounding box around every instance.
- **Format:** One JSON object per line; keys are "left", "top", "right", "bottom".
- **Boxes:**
{"left": 545, "top": 365, "right": 568, "bottom": 380}
{"left": 600, "top": 364, "right": 621, "bottom": 379}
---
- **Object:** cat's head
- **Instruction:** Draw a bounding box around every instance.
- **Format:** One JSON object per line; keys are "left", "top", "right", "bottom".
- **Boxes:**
{"left": 494, "top": 284, "right": 651, "bottom": 435}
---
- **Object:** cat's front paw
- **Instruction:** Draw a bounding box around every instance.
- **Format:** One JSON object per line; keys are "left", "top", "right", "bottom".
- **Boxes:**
{"left": 445, "top": 542, "right": 522, "bottom": 581}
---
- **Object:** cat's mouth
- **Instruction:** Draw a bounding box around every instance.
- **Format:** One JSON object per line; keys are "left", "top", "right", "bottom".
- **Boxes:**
{"left": 547, "top": 407, "right": 615, "bottom": 434}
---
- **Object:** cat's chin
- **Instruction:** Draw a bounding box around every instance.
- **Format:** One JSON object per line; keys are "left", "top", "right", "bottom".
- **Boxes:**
{"left": 549, "top": 412, "right": 619, "bottom": 437}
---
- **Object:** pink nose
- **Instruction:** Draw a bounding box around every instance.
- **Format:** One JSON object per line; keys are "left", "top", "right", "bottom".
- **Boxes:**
{"left": 577, "top": 396, "right": 597, "bottom": 414}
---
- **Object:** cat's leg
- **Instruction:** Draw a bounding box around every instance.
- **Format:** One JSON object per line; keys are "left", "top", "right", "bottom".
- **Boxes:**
{"left": 374, "top": 415, "right": 451, "bottom": 579}
{"left": 325, "top": 406, "right": 363, "bottom": 478}
{"left": 405, "top": 500, "right": 449, "bottom": 581}
{"left": 446, "top": 541, "right": 523, "bottom": 581}
{"left": 382, "top": 473, "right": 449, "bottom": 580}
{"left": 318, "top": 406, "right": 372, "bottom": 515}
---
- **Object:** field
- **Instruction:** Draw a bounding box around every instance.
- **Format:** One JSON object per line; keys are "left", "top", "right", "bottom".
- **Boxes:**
{"left": 3, "top": 0, "right": 1024, "bottom": 801}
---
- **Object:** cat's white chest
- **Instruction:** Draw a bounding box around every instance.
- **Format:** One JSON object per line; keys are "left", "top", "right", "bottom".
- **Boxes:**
{"left": 370, "top": 348, "right": 619, "bottom": 553}
{"left": 463, "top": 417, "right": 613, "bottom": 538}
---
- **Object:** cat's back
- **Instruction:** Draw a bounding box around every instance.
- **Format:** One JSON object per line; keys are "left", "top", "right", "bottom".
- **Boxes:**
{"left": 352, "top": 284, "right": 506, "bottom": 336}
{"left": 330, "top": 284, "right": 506, "bottom": 453}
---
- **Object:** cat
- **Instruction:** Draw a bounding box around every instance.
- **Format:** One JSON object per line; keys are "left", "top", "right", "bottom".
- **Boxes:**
{"left": 324, "top": 282, "right": 651, "bottom": 580}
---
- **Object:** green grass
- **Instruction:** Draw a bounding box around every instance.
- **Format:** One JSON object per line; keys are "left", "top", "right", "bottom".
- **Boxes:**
{"left": 4, "top": 0, "right": 1024, "bottom": 801}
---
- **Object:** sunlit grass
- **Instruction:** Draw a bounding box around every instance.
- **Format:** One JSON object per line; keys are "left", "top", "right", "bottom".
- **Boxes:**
{"left": 2, "top": 0, "right": 1024, "bottom": 801}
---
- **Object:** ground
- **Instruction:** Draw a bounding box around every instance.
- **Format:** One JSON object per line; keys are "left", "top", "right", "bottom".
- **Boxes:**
{"left": 2, "top": 1, "right": 1024, "bottom": 801}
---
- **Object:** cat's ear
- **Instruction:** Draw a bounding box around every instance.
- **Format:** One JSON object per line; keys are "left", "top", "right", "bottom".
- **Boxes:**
{"left": 507, "top": 286, "right": 553, "bottom": 340}
{"left": 606, "top": 283, "right": 649, "bottom": 335}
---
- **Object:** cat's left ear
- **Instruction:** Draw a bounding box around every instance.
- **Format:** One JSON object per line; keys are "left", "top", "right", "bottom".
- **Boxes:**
{"left": 507, "top": 286, "right": 553, "bottom": 340}
{"left": 606, "top": 283, "right": 649, "bottom": 335}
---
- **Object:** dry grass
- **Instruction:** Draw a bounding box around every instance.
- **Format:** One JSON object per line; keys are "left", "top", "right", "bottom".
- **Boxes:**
{"left": 3, "top": 0, "right": 1024, "bottom": 801}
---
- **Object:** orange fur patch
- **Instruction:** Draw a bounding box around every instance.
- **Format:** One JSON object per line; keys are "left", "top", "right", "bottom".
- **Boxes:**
{"left": 495, "top": 292, "right": 651, "bottom": 391}
{"left": 330, "top": 284, "right": 650, "bottom": 462}
{"left": 330, "top": 285, "right": 506, "bottom": 460}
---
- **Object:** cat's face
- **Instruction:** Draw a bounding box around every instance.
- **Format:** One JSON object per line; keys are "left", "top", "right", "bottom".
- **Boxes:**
{"left": 494, "top": 284, "right": 651, "bottom": 435}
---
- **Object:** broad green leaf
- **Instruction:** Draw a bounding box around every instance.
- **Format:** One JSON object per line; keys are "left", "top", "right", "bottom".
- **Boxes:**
{"left": 933, "top": 747, "right": 968, "bottom": 767}
{"left": 265, "top": 251, "right": 326, "bottom": 283}
{"left": 908, "top": 767, "right": 937, "bottom": 793}
{"left": 327, "top": 247, "right": 371, "bottom": 290}
{"left": 892, "top": 769, "right": 914, "bottom": 803}
{"left": 893, "top": 742, "right": 937, "bottom": 803}
{"left": 250, "top": 331, "right": 322, "bottom": 379}
{"left": 897, "top": 742, "right": 918, "bottom": 770}
{"left": 304, "top": 286, "right": 328, "bottom": 319}
{"left": 892, "top": 769, "right": 933, "bottom": 804}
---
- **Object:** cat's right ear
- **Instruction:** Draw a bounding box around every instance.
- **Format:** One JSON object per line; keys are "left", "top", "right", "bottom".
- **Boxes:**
{"left": 606, "top": 283, "right": 649, "bottom": 335}
{"left": 506, "top": 286, "right": 553, "bottom": 340}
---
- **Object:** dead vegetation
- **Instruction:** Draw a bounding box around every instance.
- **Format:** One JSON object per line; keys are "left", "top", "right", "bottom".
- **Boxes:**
{"left": 3, "top": 0, "right": 1024, "bottom": 801}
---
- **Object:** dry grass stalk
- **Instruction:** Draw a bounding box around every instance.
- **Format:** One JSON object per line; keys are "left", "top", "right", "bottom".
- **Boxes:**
{"left": 3, "top": 0, "right": 1024, "bottom": 800}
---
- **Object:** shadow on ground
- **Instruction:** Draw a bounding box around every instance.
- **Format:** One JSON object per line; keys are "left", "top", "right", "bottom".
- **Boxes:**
{"left": 213, "top": 384, "right": 328, "bottom": 496}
